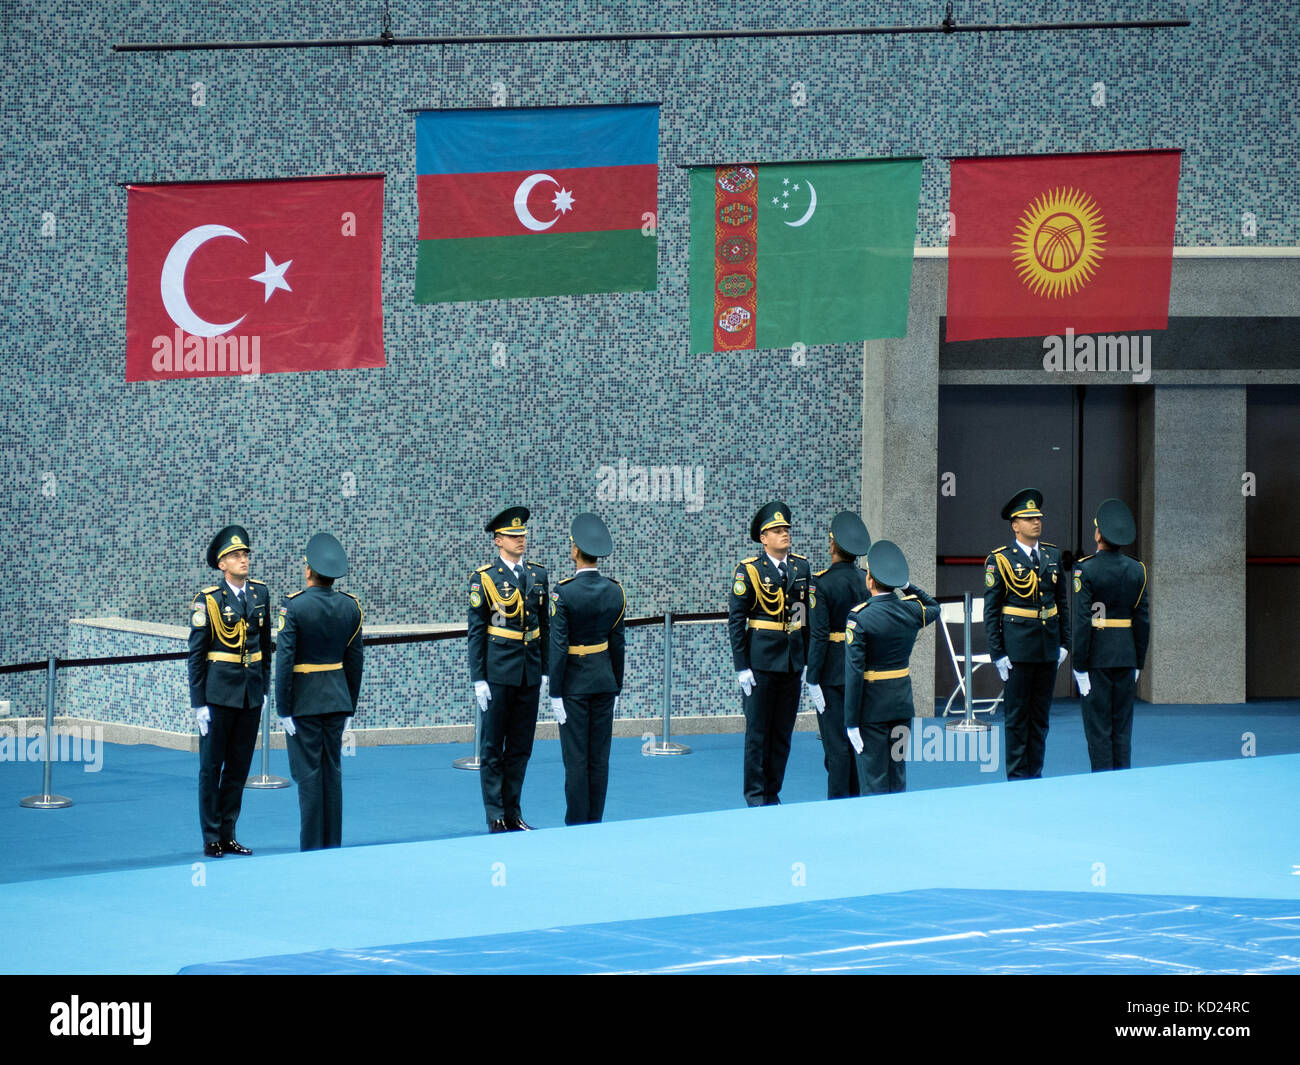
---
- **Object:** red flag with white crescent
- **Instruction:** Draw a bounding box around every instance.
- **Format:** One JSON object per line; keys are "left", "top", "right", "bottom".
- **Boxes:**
{"left": 125, "top": 175, "right": 385, "bottom": 380}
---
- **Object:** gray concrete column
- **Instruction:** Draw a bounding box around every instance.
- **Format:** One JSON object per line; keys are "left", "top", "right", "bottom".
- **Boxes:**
{"left": 1138, "top": 385, "right": 1246, "bottom": 704}
{"left": 862, "top": 259, "right": 943, "bottom": 715}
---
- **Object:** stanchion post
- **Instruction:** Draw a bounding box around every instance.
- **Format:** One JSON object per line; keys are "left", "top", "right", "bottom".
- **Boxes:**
{"left": 648, "top": 611, "right": 689, "bottom": 756}
{"left": 945, "top": 591, "right": 989, "bottom": 734}
{"left": 246, "top": 688, "right": 289, "bottom": 789}
{"left": 454, "top": 690, "right": 482, "bottom": 770}
{"left": 19, "top": 656, "right": 73, "bottom": 809}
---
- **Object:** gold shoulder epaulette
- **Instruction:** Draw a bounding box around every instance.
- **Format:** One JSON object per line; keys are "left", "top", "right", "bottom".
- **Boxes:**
{"left": 1074, "top": 554, "right": 1093, "bottom": 565}
{"left": 247, "top": 577, "right": 267, "bottom": 586}
{"left": 286, "top": 589, "right": 304, "bottom": 599}
{"left": 557, "top": 576, "right": 575, "bottom": 586}
{"left": 990, "top": 545, "right": 1007, "bottom": 554}
{"left": 527, "top": 560, "right": 546, "bottom": 571}
{"left": 1040, "top": 541, "right": 1057, "bottom": 548}
{"left": 815, "top": 567, "right": 829, "bottom": 577}
{"left": 475, "top": 563, "right": 493, "bottom": 573}
{"left": 849, "top": 601, "right": 869, "bottom": 612}
{"left": 740, "top": 556, "right": 757, "bottom": 564}
{"left": 341, "top": 591, "right": 360, "bottom": 603}
{"left": 790, "top": 552, "right": 807, "bottom": 560}
{"left": 201, "top": 585, "right": 218, "bottom": 594}
{"left": 900, "top": 593, "right": 918, "bottom": 601}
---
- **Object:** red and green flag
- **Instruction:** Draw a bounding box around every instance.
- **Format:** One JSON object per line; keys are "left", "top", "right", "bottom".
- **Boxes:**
{"left": 945, "top": 150, "right": 1181, "bottom": 341}
{"left": 415, "top": 104, "right": 658, "bottom": 302}
{"left": 688, "top": 158, "right": 922, "bottom": 353}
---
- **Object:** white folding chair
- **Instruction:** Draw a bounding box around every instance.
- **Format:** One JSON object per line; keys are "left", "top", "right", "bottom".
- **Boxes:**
{"left": 939, "top": 599, "right": 1004, "bottom": 716}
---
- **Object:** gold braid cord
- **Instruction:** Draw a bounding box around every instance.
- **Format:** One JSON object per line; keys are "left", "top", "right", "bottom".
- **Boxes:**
{"left": 994, "top": 552, "right": 1039, "bottom": 599}
{"left": 744, "top": 564, "right": 786, "bottom": 617}
{"left": 481, "top": 576, "right": 523, "bottom": 620}
{"left": 205, "top": 595, "right": 247, "bottom": 650}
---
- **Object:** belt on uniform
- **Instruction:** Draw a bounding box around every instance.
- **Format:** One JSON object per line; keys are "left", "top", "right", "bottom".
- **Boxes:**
{"left": 865, "top": 667, "right": 909, "bottom": 682}
{"left": 568, "top": 642, "right": 609, "bottom": 656}
{"left": 747, "top": 619, "right": 803, "bottom": 633}
{"left": 828, "top": 632, "right": 846, "bottom": 642}
{"left": 1091, "top": 618, "right": 1132, "bottom": 628}
{"left": 1003, "top": 605, "right": 1058, "bottom": 620}
{"left": 488, "top": 625, "right": 541, "bottom": 642}
{"left": 206, "top": 651, "right": 262, "bottom": 664}
{"left": 293, "top": 662, "right": 342, "bottom": 674}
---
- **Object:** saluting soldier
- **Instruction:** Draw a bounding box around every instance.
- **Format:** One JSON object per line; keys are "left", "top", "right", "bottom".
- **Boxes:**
{"left": 188, "top": 524, "right": 271, "bottom": 858}
{"left": 843, "top": 540, "right": 941, "bottom": 794}
{"left": 468, "top": 506, "right": 549, "bottom": 832}
{"left": 548, "top": 513, "right": 626, "bottom": 826}
{"left": 1071, "top": 499, "right": 1150, "bottom": 772}
{"left": 806, "top": 511, "right": 871, "bottom": 799}
{"left": 276, "top": 533, "right": 363, "bottom": 852}
{"left": 728, "top": 501, "right": 812, "bottom": 807}
{"left": 984, "top": 488, "right": 1071, "bottom": 780}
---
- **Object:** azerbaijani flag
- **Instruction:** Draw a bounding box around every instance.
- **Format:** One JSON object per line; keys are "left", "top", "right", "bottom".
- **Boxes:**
{"left": 945, "top": 150, "right": 1181, "bottom": 341}
{"left": 415, "top": 104, "right": 658, "bottom": 302}
{"left": 688, "top": 158, "right": 922, "bottom": 354}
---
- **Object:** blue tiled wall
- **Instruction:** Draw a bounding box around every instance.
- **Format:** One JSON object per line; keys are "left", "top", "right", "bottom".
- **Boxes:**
{"left": 3, "top": 2, "right": 1296, "bottom": 717}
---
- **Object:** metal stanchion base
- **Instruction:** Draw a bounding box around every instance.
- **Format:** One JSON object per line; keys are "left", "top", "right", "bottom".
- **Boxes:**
{"left": 944, "top": 718, "right": 991, "bottom": 733}
{"left": 647, "top": 741, "right": 691, "bottom": 756}
{"left": 20, "top": 794, "right": 73, "bottom": 809}
{"left": 246, "top": 775, "right": 290, "bottom": 789}
{"left": 453, "top": 756, "right": 481, "bottom": 770}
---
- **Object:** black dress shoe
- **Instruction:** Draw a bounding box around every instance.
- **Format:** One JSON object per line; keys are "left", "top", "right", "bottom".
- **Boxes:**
{"left": 488, "top": 819, "right": 509, "bottom": 833}
{"left": 506, "top": 816, "right": 533, "bottom": 831}
{"left": 221, "top": 839, "right": 253, "bottom": 855}
{"left": 203, "top": 842, "right": 224, "bottom": 858}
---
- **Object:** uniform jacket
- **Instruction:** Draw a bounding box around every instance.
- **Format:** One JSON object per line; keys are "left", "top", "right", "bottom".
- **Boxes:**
{"left": 806, "top": 560, "right": 870, "bottom": 688}
{"left": 728, "top": 552, "right": 812, "bottom": 674}
{"left": 983, "top": 541, "right": 1071, "bottom": 663}
{"left": 467, "top": 558, "right": 549, "bottom": 686}
{"left": 548, "top": 570, "right": 626, "bottom": 696}
{"left": 187, "top": 578, "right": 272, "bottom": 709}
{"left": 274, "top": 585, "right": 364, "bottom": 718}
{"left": 843, "top": 587, "right": 941, "bottom": 727}
{"left": 1071, "top": 550, "right": 1150, "bottom": 670}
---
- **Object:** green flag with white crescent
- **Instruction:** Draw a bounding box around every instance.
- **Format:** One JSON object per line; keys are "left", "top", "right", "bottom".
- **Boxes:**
{"left": 688, "top": 158, "right": 922, "bottom": 354}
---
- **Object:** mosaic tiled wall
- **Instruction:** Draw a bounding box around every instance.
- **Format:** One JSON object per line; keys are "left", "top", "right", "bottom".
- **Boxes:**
{"left": 3, "top": 2, "right": 1297, "bottom": 716}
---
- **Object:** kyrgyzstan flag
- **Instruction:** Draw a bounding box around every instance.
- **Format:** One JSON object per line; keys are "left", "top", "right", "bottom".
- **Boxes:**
{"left": 415, "top": 104, "right": 658, "bottom": 302}
{"left": 945, "top": 150, "right": 1181, "bottom": 342}
{"left": 688, "top": 158, "right": 922, "bottom": 354}
{"left": 126, "top": 175, "right": 385, "bottom": 381}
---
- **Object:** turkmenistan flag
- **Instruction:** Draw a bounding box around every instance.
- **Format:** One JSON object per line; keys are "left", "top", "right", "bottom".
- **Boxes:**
{"left": 688, "top": 158, "right": 922, "bottom": 353}
{"left": 415, "top": 104, "right": 658, "bottom": 302}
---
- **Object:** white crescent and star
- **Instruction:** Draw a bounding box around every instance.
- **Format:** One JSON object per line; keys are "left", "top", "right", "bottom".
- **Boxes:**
{"left": 513, "top": 173, "right": 576, "bottom": 232}
{"left": 771, "top": 177, "right": 818, "bottom": 228}
{"left": 159, "top": 224, "right": 293, "bottom": 337}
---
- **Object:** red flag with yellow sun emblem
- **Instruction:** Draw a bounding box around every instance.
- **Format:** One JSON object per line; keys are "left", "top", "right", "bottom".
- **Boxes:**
{"left": 945, "top": 150, "right": 1180, "bottom": 342}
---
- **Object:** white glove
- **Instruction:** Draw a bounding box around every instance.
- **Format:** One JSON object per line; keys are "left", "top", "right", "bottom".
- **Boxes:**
{"left": 551, "top": 697, "right": 566, "bottom": 725}
{"left": 995, "top": 656, "right": 1011, "bottom": 682}
{"left": 261, "top": 695, "right": 267, "bottom": 713}
{"left": 195, "top": 706, "right": 210, "bottom": 736}
{"left": 474, "top": 680, "right": 491, "bottom": 713}
{"left": 1134, "top": 669, "right": 1140, "bottom": 683}
{"left": 737, "top": 669, "right": 755, "bottom": 697}
{"left": 539, "top": 675, "right": 549, "bottom": 702}
{"left": 343, "top": 716, "right": 353, "bottom": 733}
{"left": 847, "top": 727, "right": 864, "bottom": 755}
{"left": 612, "top": 695, "right": 619, "bottom": 715}
{"left": 282, "top": 716, "right": 297, "bottom": 737}
{"left": 807, "top": 684, "right": 826, "bottom": 715}
{"left": 1057, "top": 645, "right": 1069, "bottom": 667}
{"left": 1072, "top": 670, "right": 1092, "bottom": 697}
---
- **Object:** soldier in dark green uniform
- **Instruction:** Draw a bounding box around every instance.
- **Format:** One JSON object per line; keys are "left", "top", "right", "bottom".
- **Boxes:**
{"left": 276, "top": 533, "right": 363, "bottom": 851}
{"left": 548, "top": 513, "right": 626, "bottom": 825}
{"left": 728, "top": 501, "right": 812, "bottom": 807}
{"left": 468, "top": 506, "right": 549, "bottom": 832}
{"left": 807, "top": 511, "right": 871, "bottom": 799}
{"left": 1071, "top": 498, "right": 1150, "bottom": 772}
{"left": 983, "top": 488, "right": 1071, "bottom": 780}
{"left": 188, "top": 524, "right": 271, "bottom": 858}
{"left": 843, "top": 540, "right": 941, "bottom": 794}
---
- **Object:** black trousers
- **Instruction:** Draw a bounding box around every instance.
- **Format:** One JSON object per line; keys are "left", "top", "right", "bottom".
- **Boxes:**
{"left": 480, "top": 681, "right": 539, "bottom": 823}
{"left": 198, "top": 700, "right": 260, "bottom": 845}
{"left": 742, "top": 669, "right": 801, "bottom": 807}
{"left": 1081, "top": 667, "right": 1137, "bottom": 771}
{"left": 1003, "top": 660, "right": 1056, "bottom": 779}
{"left": 815, "top": 684, "right": 859, "bottom": 799}
{"left": 856, "top": 719, "right": 909, "bottom": 794}
{"left": 286, "top": 712, "right": 349, "bottom": 851}
{"left": 558, "top": 693, "right": 616, "bottom": 825}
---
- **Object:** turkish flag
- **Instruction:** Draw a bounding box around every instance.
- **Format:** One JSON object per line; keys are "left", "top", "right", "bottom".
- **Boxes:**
{"left": 126, "top": 175, "right": 385, "bottom": 380}
{"left": 945, "top": 151, "right": 1180, "bottom": 342}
